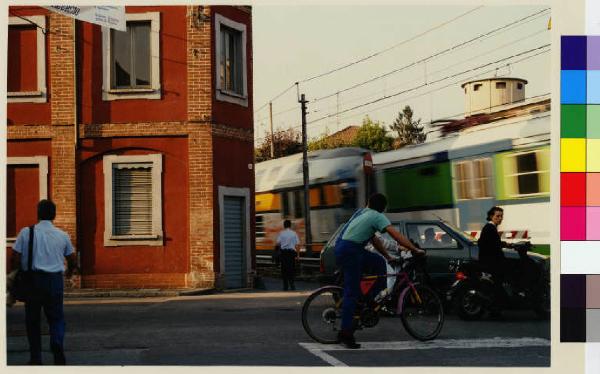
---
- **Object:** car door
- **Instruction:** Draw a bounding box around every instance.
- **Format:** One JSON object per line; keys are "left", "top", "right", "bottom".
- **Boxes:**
{"left": 404, "top": 222, "right": 469, "bottom": 291}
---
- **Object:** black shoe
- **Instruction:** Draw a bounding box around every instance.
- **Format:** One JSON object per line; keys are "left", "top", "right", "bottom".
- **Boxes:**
{"left": 338, "top": 331, "right": 361, "bottom": 349}
{"left": 51, "top": 345, "right": 66, "bottom": 365}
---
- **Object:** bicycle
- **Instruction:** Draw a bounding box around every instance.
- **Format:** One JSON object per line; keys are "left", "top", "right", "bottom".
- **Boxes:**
{"left": 301, "top": 254, "right": 444, "bottom": 343}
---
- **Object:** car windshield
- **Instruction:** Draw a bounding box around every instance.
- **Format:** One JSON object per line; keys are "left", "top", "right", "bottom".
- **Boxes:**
{"left": 442, "top": 221, "right": 477, "bottom": 243}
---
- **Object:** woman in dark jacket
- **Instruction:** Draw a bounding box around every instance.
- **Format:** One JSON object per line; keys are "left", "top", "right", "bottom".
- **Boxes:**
{"left": 478, "top": 206, "right": 509, "bottom": 267}
{"left": 477, "top": 206, "right": 512, "bottom": 316}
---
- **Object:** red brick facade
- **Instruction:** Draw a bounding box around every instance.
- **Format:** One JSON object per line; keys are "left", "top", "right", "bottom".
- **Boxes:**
{"left": 6, "top": 6, "right": 255, "bottom": 290}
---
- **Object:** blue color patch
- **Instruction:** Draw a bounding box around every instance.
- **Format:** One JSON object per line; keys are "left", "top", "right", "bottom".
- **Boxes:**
{"left": 561, "top": 70, "right": 587, "bottom": 104}
{"left": 588, "top": 71, "right": 600, "bottom": 104}
{"left": 562, "top": 36, "right": 587, "bottom": 70}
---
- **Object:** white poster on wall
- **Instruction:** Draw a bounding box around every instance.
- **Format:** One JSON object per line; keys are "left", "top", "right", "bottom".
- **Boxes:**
{"left": 44, "top": 6, "right": 126, "bottom": 32}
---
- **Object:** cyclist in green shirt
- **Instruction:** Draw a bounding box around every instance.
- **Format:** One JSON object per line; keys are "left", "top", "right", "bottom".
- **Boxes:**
{"left": 335, "top": 193, "right": 424, "bottom": 349}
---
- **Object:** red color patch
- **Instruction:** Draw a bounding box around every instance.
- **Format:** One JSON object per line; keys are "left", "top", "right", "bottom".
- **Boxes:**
{"left": 561, "top": 172, "right": 586, "bottom": 206}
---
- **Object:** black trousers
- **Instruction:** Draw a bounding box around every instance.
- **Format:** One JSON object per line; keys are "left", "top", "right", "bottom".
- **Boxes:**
{"left": 25, "top": 272, "right": 65, "bottom": 363}
{"left": 280, "top": 251, "right": 296, "bottom": 290}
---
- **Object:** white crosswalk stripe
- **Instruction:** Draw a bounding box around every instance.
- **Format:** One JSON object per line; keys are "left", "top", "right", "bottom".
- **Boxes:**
{"left": 299, "top": 337, "right": 550, "bottom": 366}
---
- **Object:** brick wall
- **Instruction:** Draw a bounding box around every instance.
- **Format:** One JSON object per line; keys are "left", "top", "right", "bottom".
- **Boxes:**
{"left": 49, "top": 13, "right": 75, "bottom": 125}
{"left": 7, "top": 6, "right": 253, "bottom": 290}
{"left": 188, "top": 126, "right": 215, "bottom": 288}
{"left": 187, "top": 5, "right": 213, "bottom": 123}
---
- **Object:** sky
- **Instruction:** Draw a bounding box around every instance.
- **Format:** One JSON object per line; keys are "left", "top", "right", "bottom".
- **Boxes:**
{"left": 252, "top": 4, "right": 551, "bottom": 145}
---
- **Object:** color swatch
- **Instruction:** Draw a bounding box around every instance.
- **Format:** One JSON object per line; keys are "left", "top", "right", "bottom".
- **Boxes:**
{"left": 561, "top": 36, "right": 600, "bottom": 342}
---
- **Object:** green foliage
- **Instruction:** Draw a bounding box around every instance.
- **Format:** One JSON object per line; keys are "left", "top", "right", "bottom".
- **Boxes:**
{"left": 390, "top": 105, "right": 426, "bottom": 147}
{"left": 352, "top": 116, "right": 394, "bottom": 152}
{"left": 255, "top": 128, "right": 303, "bottom": 162}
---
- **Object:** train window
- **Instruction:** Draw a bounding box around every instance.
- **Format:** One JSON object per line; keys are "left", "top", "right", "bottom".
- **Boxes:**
{"left": 516, "top": 152, "right": 540, "bottom": 195}
{"left": 293, "top": 190, "right": 304, "bottom": 218}
{"left": 255, "top": 215, "right": 265, "bottom": 238}
{"left": 319, "top": 186, "right": 326, "bottom": 206}
{"left": 474, "top": 83, "right": 482, "bottom": 91}
{"left": 495, "top": 82, "right": 506, "bottom": 89}
{"left": 453, "top": 158, "right": 493, "bottom": 200}
{"left": 340, "top": 182, "right": 357, "bottom": 209}
{"left": 506, "top": 150, "right": 549, "bottom": 196}
{"left": 281, "top": 191, "right": 290, "bottom": 217}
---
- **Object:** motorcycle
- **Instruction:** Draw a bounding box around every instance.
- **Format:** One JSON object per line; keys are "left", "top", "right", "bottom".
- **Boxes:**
{"left": 447, "top": 241, "right": 550, "bottom": 320}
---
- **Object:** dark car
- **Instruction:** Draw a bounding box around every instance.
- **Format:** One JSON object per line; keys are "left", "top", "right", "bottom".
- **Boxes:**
{"left": 319, "top": 219, "right": 550, "bottom": 293}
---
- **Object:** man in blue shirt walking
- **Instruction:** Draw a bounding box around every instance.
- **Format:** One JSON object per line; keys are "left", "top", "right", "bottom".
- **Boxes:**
{"left": 335, "top": 193, "right": 424, "bottom": 349}
{"left": 11, "top": 200, "right": 78, "bottom": 365}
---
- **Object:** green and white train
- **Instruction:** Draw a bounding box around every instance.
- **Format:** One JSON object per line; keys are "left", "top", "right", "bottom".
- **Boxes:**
{"left": 374, "top": 102, "right": 550, "bottom": 254}
{"left": 255, "top": 99, "right": 551, "bottom": 256}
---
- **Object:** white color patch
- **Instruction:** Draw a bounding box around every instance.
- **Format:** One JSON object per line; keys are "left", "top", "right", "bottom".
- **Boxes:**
{"left": 299, "top": 337, "right": 550, "bottom": 366}
{"left": 587, "top": 343, "right": 600, "bottom": 374}
{"left": 587, "top": 0, "right": 600, "bottom": 34}
{"left": 561, "top": 241, "right": 600, "bottom": 274}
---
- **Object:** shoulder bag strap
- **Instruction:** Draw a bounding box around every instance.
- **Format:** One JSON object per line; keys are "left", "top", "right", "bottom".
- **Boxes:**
{"left": 27, "top": 225, "right": 35, "bottom": 271}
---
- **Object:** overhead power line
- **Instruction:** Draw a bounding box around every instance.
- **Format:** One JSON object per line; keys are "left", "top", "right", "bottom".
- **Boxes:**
{"left": 312, "top": 7, "right": 550, "bottom": 103}
{"left": 254, "top": 83, "right": 297, "bottom": 114}
{"left": 307, "top": 44, "right": 550, "bottom": 125}
{"left": 312, "top": 26, "right": 548, "bottom": 115}
{"left": 254, "top": 47, "right": 549, "bottom": 142}
{"left": 299, "top": 6, "right": 484, "bottom": 84}
{"left": 254, "top": 7, "right": 548, "bottom": 118}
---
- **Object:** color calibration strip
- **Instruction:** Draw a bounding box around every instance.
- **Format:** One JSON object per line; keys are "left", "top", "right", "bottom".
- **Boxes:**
{"left": 561, "top": 36, "right": 600, "bottom": 342}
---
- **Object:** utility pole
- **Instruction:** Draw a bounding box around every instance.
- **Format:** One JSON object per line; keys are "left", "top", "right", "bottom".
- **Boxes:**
{"left": 269, "top": 101, "right": 274, "bottom": 158}
{"left": 299, "top": 94, "right": 312, "bottom": 256}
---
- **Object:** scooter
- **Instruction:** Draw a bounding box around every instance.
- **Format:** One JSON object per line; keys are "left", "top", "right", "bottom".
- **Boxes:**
{"left": 447, "top": 241, "right": 550, "bottom": 320}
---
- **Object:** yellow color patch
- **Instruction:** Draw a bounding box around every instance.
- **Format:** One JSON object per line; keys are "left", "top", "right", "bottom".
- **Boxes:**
{"left": 588, "top": 139, "right": 600, "bottom": 172}
{"left": 561, "top": 138, "right": 586, "bottom": 172}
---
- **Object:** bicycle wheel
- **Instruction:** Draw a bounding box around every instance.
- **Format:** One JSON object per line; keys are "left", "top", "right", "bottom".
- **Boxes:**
{"left": 301, "top": 286, "right": 344, "bottom": 344}
{"left": 399, "top": 283, "right": 444, "bottom": 341}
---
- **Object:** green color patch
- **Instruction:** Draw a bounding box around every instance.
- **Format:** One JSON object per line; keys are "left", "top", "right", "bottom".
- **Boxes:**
{"left": 587, "top": 105, "right": 600, "bottom": 139}
{"left": 383, "top": 162, "right": 453, "bottom": 210}
{"left": 561, "top": 105, "right": 587, "bottom": 138}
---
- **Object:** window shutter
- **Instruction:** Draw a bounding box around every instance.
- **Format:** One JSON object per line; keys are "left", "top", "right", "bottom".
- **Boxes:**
{"left": 113, "top": 165, "right": 153, "bottom": 236}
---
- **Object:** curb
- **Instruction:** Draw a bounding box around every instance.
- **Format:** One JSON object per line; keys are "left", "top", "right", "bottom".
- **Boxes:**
{"left": 64, "top": 288, "right": 207, "bottom": 299}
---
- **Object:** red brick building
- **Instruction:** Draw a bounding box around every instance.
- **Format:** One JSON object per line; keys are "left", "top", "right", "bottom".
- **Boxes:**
{"left": 6, "top": 5, "right": 255, "bottom": 290}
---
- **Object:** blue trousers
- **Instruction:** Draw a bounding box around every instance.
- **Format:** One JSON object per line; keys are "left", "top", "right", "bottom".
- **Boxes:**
{"left": 335, "top": 240, "right": 387, "bottom": 331}
{"left": 25, "top": 272, "right": 65, "bottom": 362}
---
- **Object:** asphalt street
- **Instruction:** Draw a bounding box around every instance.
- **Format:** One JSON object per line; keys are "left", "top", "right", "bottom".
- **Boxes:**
{"left": 6, "top": 277, "right": 550, "bottom": 366}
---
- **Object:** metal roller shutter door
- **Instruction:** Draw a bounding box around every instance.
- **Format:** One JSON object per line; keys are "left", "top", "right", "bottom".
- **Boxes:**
{"left": 224, "top": 196, "right": 245, "bottom": 288}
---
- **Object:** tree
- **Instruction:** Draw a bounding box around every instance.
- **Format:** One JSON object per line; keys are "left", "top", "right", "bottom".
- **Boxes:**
{"left": 255, "top": 128, "right": 303, "bottom": 162}
{"left": 390, "top": 105, "right": 426, "bottom": 148}
{"left": 352, "top": 116, "right": 394, "bottom": 152}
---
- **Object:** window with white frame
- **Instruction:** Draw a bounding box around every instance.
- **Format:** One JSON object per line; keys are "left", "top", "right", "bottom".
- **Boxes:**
{"left": 102, "top": 12, "right": 160, "bottom": 100}
{"left": 103, "top": 154, "right": 163, "bottom": 246}
{"left": 507, "top": 150, "right": 549, "bottom": 196}
{"left": 453, "top": 158, "right": 493, "bottom": 200}
{"left": 215, "top": 13, "right": 247, "bottom": 106}
{"left": 7, "top": 16, "right": 47, "bottom": 103}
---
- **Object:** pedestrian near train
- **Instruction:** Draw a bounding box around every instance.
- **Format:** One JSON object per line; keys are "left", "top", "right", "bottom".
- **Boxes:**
{"left": 276, "top": 220, "right": 300, "bottom": 291}
{"left": 11, "top": 200, "right": 78, "bottom": 365}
